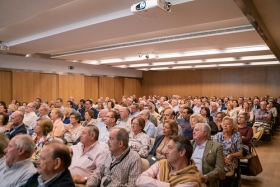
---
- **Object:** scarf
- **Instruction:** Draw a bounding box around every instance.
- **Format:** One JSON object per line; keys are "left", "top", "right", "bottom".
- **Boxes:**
{"left": 159, "top": 159, "right": 203, "bottom": 187}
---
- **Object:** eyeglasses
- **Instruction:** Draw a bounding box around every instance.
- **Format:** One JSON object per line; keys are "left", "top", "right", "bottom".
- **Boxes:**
{"left": 131, "top": 123, "right": 139, "bottom": 126}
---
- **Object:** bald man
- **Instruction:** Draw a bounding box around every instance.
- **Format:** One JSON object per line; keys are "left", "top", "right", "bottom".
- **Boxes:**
{"left": 4, "top": 111, "right": 27, "bottom": 139}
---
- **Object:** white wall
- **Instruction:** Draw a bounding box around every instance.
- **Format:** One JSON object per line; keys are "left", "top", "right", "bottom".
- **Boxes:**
{"left": 0, "top": 54, "right": 142, "bottom": 78}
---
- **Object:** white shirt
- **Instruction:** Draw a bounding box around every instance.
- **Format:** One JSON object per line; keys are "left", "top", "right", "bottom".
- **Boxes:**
{"left": 23, "top": 111, "right": 38, "bottom": 128}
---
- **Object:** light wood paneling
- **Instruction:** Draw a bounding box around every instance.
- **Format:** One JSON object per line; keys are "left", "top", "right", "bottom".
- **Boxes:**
{"left": 123, "top": 78, "right": 142, "bottom": 99}
{"left": 58, "top": 74, "right": 84, "bottom": 104}
{"left": 99, "top": 77, "right": 115, "bottom": 99}
{"left": 40, "top": 73, "right": 58, "bottom": 103}
{"left": 84, "top": 76, "right": 99, "bottom": 101}
{"left": 0, "top": 71, "right": 12, "bottom": 104}
{"left": 114, "top": 78, "right": 124, "bottom": 102}
{"left": 142, "top": 66, "right": 280, "bottom": 98}
{"left": 12, "top": 72, "right": 41, "bottom": 103}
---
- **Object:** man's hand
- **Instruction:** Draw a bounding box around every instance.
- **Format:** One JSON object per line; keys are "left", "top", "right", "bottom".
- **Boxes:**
{"left": 200, "top": 175, "right": 206, "bottom": 183}
{"left": 5, "top": 122, "right": 14, "bottom": 131}
{"left": 72, "top": 174, "right": 86, "bottom": 184}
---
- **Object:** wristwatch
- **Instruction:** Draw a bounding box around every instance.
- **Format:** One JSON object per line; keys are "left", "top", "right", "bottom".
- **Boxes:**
{"left": 84, "top": 176, "right": 88, "bottom": 183}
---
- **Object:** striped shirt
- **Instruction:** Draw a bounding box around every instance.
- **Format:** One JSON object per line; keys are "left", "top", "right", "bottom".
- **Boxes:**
{"left": 87, "top": 148, "right": 141, "bottom": 187}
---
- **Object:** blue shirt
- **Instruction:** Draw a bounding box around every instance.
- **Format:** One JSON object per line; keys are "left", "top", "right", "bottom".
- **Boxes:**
{"left": 144, "top": 120, "right": 155, "bottom": 138}
{"left": 191, "top": 141, "right": 207, "bottom": 174}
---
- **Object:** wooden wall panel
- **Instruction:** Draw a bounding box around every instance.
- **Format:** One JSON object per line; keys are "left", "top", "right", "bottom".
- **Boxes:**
{"left": 99, "top": 77, "right": 115, "bottom": 99}
{"left": 40, "top": 73, "right": 58, "bottom": 103}
{"left": 12, "top": 72, "right": 40, "bottom": 103}
{"left": 142, "top": 66, "right": 280, "bottom": 99}
{"left": 58, "top": 74, "right": 84, "bottom": 104}
{"left": 84, "top": 76, "right": 99, "bottom": 101}
{"left": 0, "top": 71, "right": 12, "bottom": 104}
{"left": 114, "top": 78, "right": 124, "bottom": 102}
{"left": 123, "top": 78, "right": 142, "bottom": 99}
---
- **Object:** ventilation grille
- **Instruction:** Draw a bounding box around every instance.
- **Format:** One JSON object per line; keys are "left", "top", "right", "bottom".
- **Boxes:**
{"left": 51, "top": 25, "right": 254, "bottom": 58}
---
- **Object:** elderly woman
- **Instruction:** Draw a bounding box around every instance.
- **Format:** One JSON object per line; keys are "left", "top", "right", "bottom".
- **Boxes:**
{"left": 129, "top": 117, "right": 150, "bottom": 158}
{"left": 81, "top": 109, "right": 97, "bottom": 126}
{"left": 238, "top": 112, "right": 253, "bottom": 157}
{"left": 223, "top": 102, "right": 238, "bottom": 118}
{"left": 239, "top": 101, "right": 254, "bottom": 122}
{"left": 200, "top": 107, "right": 213, "bottom": 123}
{"left": 214, "top": 116, "right": 242, "bottom": 176}
{"left": 0, "top": 132, "right": 9, "bottom": 171}
{"left": 0, "top": 112, "right": 9, "bottom": 133}
{"left": 7, "top": 104, "right": 17, "bottom": 117}
{"left": 209, "top": 112, "right": 226, "bottom": 135}
{"left": 96, "top": 102, "right": 104, "bottom": 112}
{"left": 31, "top": 118, "right": 53, "bottom": 162}
{"left": 189, "top": 113, "right": 205, "bottom": 140}
{"left": 50, "top": 108, "right": 65, "bottom": 138}
{"left": 107, "top": 100, "right": 115, "bottom": 112}
{"left": 62, "top": 107, "right": 72, "bottom": 124}
{"left": 149, "top": 119, "right": 178, "bottom": 160}
{"left": 63, "top": 112, "right": 83, "bottom": 146}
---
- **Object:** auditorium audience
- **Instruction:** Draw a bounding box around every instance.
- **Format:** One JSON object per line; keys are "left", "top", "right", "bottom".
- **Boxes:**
{"left": 192, "top": 123, "right": 225, "bottom": 187}
{"left": 7, "top": 103, "right": 17, "bottom": 117}
{"left": 0, "top": 134, "right": 37, "bottom": 186}
{"left": 81, "top": 109, "right": 97, "bottom": 126}
{"left": 137, "top": 135, "right": 202, "bottom": 187}
{"left": 4, "top": 111, "right": 27, "bottom": 139}
{"left": 210, "top": 102, "right": 219, "bottom": 121}
{"left": 239, "top": 101, "right": 254, "bottom": 122}
{"left": 177, "top": 107, "right": 193, "bottom": 140}
{"left": 62, "top": 107, "right": 72, "bottom": 124}
{"left": 95, "top": 108, "right": 108, "bottom": 130}
{"left": 149, "top": 119, "right": 178, "bottom": 160}
{"left": 237, "top": 113, "right": 253, "bottom": 157}
{"left": 116, "top": 107, "right": 132, "bottom": 131}
{"left": 23, "top": 102, "right": 38, "bottom": 130}
{"left": 209, "top": 112, "right": 226, "bottom": 135}
{"left": 31, "top": 118, "right": 53, "bottom": 162}
{"left": 64, "top": 112, "right": 83, "bottom": 146}
{"left": 129, "top": 117, "right": 150, "bottom": 158}
{"left": 223, "top": 102, "right": 238, "bottom": 118}
{"left": 200, "top": 106, "right": 213, "bottom": 123}
{"left": 50, "top": 108, "right": 65, "bottom": 138}
{"left": 193, "top": 98, "right": 202, "bottom": 114}
{"left": 24, "top": 143, "right": 75, "bottom": 187}
{"left": 86, "top": 128, "right": 141, "bottom": 187}
{"left": 214, "top": 116, "right": 242, "bottom": 176}
{"left": 69, "top": 126, "right": 107, "bottom": 185}
{"left": 189, "top": 113, "right": 205, "bottom": 140}
{"left": 0, "top": 112, "right": 9, "bottom": 133}
{"left": 129, "top": 103, "right": 140, "bottom": 118}
{"left": 84, "top": 100, "right": 99, "bottom": 119}
{"left": 56, "top": 98, "right": 65, "bottom": 112}
{"left": 0, "top": 104, "right": 7, "bottom": 114}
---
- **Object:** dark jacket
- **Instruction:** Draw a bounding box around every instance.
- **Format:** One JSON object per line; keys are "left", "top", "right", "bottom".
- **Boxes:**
{"left": 149, "top": 135, "right": 164, "bottom": 156}
{"left": 23, "top": 169, "right": 75, "bottom": 187}
{"left": 5, "top": 123, "right": 27, "bottom": 139}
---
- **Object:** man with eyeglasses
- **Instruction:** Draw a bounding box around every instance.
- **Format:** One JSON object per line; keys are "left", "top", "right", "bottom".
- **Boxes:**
{"left": 98, "top": 111, "right": 119, "bottom": 149}
{"left": 4, "top": 111, "right": 27, "bottom": 139}
{"left": 23, "top": 102, "right": 37, "bottom": 130}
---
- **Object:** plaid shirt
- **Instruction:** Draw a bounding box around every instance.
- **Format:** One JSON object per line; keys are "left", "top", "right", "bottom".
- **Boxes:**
{"left": 87, "top": 148, "right": 141, "bottom": 187}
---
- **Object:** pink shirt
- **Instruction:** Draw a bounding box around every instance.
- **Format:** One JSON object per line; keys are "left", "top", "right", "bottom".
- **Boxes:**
{"left": 136, "top": 162, "right": 199, "bottom": 187}
{"left": 69, "top": 142, "right": 108, "bottom": 177}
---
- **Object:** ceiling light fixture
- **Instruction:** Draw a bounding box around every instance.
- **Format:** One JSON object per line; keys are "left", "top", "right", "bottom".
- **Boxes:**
{"left": 99, "top": 59, "right": 122, "bottom": 64}
{"left": 152, "top": 61, "right": 175, "bottom": 66}
{"left": 184, "top": 49, "right": 221, "bottom": 56}
{"left": 250, "top": 61, "right": 280, "bottom": 65}
{"left": 218, "top": 63, "right": 245, "bottom": 67}
{"left": 172, "top": 66, "right": 192, "bottom": 69}
{"left": 129, "top": 63, "right": 149, "bottom": 67}
{"left": 224, "top": 45, "right": 269, "bottom": 53}
{"left": 194, "top": 65, "right": 217, "bottom": 68}
{"left": 81, "top": 60, "right": 99, "bottom": 65}
{"left": 150, "top": 67, "right": 170, "bottom": 70}
{"left": 240, "top": 55, "right": 276, "bottom": 60}
{"left": 177, "top": 60, "right": 203, "bottom": 64}
{"left": 205, "top": 57, "right": 236, "bottom": 63}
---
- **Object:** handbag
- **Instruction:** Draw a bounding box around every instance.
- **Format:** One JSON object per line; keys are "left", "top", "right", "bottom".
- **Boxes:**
{"left": 147, "top": 154, "right": 159, "bottom": 166}
{"left": 247, "top": 145, "right": 263, "bottom": 176}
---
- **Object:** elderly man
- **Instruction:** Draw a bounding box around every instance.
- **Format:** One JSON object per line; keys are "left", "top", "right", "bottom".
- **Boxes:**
{"left": 129, "top": 103, "right": 140, "bottom": 118}
{"left": 116, "top": 107, "right": 132, "bottom": 132}
{"left": 144, "top": 104, "right": 158, "bottom": 127}
{"left": 86, "top": 128, "right": 141, "bottom": 187}
{"left": 95, "top": 109, "right": 108, "bottom": 130}
{"left": 139, "top": 110, "right": 155, "bottom": 138}
{"left": 28, "top": 103, "right": 50, "bottom": 135}
{"left": 193, "top": 99, "right": 202, "bottom": 114}
{"left": 0, "top": 134, "right": 37, "bottom": 186}
{"left": 4, "top": 111, "right": 27, "bottom": 139}
{"left": 252, "top": 101, "right": 272, "bottom": 142}
{"left": 192, "top": 123, "right": 225, "bottom": 187}
{"left": 23, "top": 102, "right": 38, "bottom": 129}
{"left": 177, "top": 107, "right": 194, "bottom": 140}
{"left": 0, "top": 132, "right": 9, "bottom": 171}
{"left": 56, "top": 98, "right": 65, "bottom": 112}
{"left": 154, "top": 108, "right": 182, "bottom": 137}
{"left": 98, "top": 111, "right": 119, "bottom": 149}
{"left": 24, "top": 143, "right": 75, "bottom": 187}
{"left": 210, "top": 102, "right": 219, "bottom": 121}
{"left": 136, "top": 135, "right": 202, "bottom": 187}
{"left": 69, "top": 126, "right": 108, "bottom": 185}
{"left": 69, "top": 96, "right": 78, "bottom": 110}
{"left": 171, "top": 99, "right": 179, "bottom": 113}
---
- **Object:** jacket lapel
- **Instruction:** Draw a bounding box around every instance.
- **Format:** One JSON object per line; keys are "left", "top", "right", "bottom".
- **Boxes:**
{"left": 202, "top": 141, "right": 213, "bottom": 161}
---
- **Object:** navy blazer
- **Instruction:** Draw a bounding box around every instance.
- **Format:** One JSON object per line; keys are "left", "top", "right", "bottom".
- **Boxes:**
{"left": 5, "top": 124, "right": 27, "bottom": 139}
{"left": 149, "top": 135, "right": 164, "bottom": 156}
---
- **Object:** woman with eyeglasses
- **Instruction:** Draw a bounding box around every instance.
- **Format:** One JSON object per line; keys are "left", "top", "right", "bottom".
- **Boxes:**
{"left": 128, "top": 117, "right": 150, "bottom": 158}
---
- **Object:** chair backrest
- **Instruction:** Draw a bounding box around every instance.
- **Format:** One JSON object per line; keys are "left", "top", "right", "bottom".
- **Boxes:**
{"left": 141, "top": 158, "right": 150, "bottom": 172}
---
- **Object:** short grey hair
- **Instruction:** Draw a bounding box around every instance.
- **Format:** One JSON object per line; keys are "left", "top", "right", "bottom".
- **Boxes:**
{"left": 196, "top": 123, "right": 211, "bottom": 139}
{"left": 211, "top": 102, "right": 219, "bottom": 107}
{"left": 29, "top": 102, "right": 36, "bottom": 111}
{"left": 0, "top": 132, "right": 9, "bottom": 155}
{"left": 87, "top": 125, "right": 99, "bottom": 141}
{"left": 142, "top": 109, "right": 150, "bottom": 118}
{"left": 115, "top": 128, "right": 129, "bottom": 148}
{"left": 14, "top": 134, "right": 35, "bottom": 158}
{"left": 40, "top": 103, "right": 50, "bottom": 113}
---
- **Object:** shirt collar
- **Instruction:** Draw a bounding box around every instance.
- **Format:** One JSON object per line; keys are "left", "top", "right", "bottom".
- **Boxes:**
{"left": 38, "top": 170, "right": 64, "bottom": 186}
{"left": 194, "top": 140, "right": 207, "bottom": 148}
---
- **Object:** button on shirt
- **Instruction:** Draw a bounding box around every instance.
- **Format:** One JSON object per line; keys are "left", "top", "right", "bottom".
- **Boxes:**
{"left": 191, "top": 141, "right": 207, "bottom": 175}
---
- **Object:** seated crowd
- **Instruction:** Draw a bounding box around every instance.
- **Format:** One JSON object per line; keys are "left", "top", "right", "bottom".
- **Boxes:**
{"left": 0, "top": 94, "right": 279, "bottom": 187}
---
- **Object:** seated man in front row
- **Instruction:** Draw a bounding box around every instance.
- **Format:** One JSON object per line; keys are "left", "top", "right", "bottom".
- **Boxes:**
{"left": 69, "top": 126, "right": 108, "bottom": 185}
{"left": 192, "top": 123, "right": 225, "bottom": 187}
{"left": 24, "top": 143, "right": 75, "bottom": 187}
{"left": 86, "top": 128, "right": 142, "bottom": 187}
{"left": 136, "top": 135, "right": 202, "bottom": 187}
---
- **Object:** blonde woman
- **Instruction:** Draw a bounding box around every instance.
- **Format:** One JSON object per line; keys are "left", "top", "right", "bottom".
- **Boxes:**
{"left": 50, "top": 108, "right": 65, "bottom": 138}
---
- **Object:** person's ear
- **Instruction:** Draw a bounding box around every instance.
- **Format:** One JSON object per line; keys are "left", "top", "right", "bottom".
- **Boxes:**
{"left": 54, "top": 158, "right": 62, "bottom": 170}
{"left": 180, "top": 149, "right": 186, "bottom": 157}
{"left": 18, "top": 147, "right": 26, "bottom": 156}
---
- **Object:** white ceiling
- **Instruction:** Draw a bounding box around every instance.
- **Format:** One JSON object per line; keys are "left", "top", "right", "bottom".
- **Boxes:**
{"left": 0, "top": 0, "right": 279, "bottom": 71}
